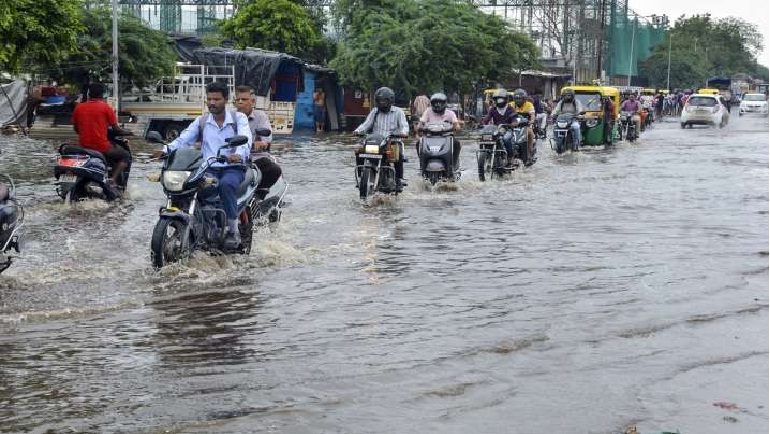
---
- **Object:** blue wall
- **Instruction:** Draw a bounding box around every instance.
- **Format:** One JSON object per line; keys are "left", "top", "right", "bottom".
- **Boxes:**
{"left": 295, "top": 71, "right": 316, "bottom": 129}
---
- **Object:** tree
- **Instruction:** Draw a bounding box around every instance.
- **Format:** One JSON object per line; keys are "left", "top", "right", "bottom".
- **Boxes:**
{"left": 329, "top": 0, "right": 540, "bottom": 99}
{"left": 35, "top": 8, "right": 175, "bottom": 89}
{"left": 0, "top": 0, "right": 82, "bottom": 72}
{"left": 640, "top": 14, "right": 767, "bottom": 89}
{"left": 219, "top": 0, "right": 322, "bottom": 58}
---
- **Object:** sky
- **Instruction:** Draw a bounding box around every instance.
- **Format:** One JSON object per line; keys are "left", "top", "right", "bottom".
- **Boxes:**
{"left": 627, "top": 0, "right": 770, "bottom": 67}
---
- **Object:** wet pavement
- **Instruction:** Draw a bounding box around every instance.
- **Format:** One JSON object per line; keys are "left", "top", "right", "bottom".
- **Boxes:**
{"left": 0, "top": 114, "right": 768, "bottom": 433}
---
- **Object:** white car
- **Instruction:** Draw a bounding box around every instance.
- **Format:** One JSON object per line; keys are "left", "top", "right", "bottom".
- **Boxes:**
{"left": 739, "top": 93, "right": 768, "bottom": 115}
{"left": 680, "top": 94, "right": 729, "bottom": 128}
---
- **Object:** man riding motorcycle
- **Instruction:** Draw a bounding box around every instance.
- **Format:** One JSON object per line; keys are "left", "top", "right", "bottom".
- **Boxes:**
{"left": 353, "top": 86, "right": 410, "bottom": 191}
{"left": 481, "top": 88, "right": 519, "bottom": 167}
{"left": 550, "top": 88, "right": 584, "bottom": 151}
{"left": 620, "top": 93, "right": 642, "bottom": 136}
{"left": 153, "top": 81, "right": 252, "bottom": 249}
{"left": 510, "top": 89, "right": 536, "bottom": 165}
{"left": 417, "top": 92, "right": 462, "bottom": 170}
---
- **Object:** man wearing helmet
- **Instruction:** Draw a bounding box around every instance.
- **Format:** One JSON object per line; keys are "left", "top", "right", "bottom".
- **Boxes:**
{"left": 551, "top": 88, "right": 584, "bottom": 151}
{"left": 416, "top": 92, "right": 463, "bottom": 171}
{"left": 481, "top": 88, "right": 518, "bottom": 167}
{"left": 510, "top": 89, "right": 537, "bottom": 165}
{"left": 353, "top": 86, "right": 410, "bottom": 191}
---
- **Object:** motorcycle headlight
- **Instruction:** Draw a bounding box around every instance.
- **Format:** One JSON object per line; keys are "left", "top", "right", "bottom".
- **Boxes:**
{"left": 161, "top": 170, "right": 191, "bottom": 192}
{"left": 481, "top": 134, "right": 493, "bottom": 141}
{"left": 364, "top": 144, "right": 380, "bottom": 154}
{"left": 585, "top": 118, "right": 598, "bottom": 128}
{"left": 556, "top": 121, "right": 568, "bottom": 128}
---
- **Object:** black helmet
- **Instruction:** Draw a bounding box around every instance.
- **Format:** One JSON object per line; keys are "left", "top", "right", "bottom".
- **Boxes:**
{"left": 513, "top": 88, "right": 527, "bottom": 105}
{"left": 430, "top": 92, "right": 447, "bottom": 114}
{"left": 374, "top": 87, "right": 395, "bottom": 113}
{"left": 493, "top": 88, "right": 508, "bottom": 109}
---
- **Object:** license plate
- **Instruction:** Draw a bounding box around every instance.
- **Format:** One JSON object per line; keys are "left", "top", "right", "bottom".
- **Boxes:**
{"left": 359, "top": 153, "right": 381, "bottom": 159}
{"left": 58, "top": 174, "right": 77, "bottom": 183}
{"left": 429, "top": 146, "right": 441, "bottom": 152}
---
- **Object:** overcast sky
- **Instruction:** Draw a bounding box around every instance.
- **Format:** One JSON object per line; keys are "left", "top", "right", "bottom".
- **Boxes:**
{"left": 627, "top": 0, "right": 770, "bottom": 67}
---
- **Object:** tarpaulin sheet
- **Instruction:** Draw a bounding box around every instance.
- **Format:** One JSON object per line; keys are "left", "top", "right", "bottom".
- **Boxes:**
{"left": 0, "top": 80, "right": 28, "bottom": 127}
{"left": 171, "top": 37, "right": 305, "bottom": 97}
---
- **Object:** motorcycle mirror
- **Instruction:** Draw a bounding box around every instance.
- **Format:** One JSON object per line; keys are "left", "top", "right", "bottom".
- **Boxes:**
{"left": 225, "top": 135, "right": 249, "bottom": 147}
{"left": 254, "top": 128, "right": 272, "bottom": 137}
{"left": 146, "top": 131, "right": 164, "bottom": 144}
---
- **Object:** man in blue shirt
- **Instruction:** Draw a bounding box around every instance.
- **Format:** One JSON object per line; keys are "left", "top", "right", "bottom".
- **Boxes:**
{"left": 162, "top": 81, "right": 252, "bottom": 248}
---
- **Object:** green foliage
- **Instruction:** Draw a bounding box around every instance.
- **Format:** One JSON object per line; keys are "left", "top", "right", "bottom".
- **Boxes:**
{"left": 329, "top": 0, "right": 540, "bottom": 99}
{"left": 36, "top": 8, "right": 175, "bottom": 89}
{"left": 219, "top": 0, "right": 322, "bottom": 58}
{"left": 0, "top": 0, "right": 83, "bottom": 72}
{"left": 640, "top": 14, "right": 768, "bottom": 89}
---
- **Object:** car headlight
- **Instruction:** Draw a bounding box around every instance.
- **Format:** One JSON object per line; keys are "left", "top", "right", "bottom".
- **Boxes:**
{"left": 161, "top": 170, "right": 191, "bottom": 192}
{"left": 585, "top": 118, "right": 598, "bottom": 128}
{"left": 364, "top": 144, "right": 380, "bottom": 154}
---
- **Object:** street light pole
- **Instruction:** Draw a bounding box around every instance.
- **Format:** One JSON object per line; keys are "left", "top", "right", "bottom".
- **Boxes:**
{"left": 666, "top": 32, "right": 672, "bottom": 91}
{"left": 112, "top": 0, "right": 119, "bottom": 114}
{"left": 627, "top": 18, "right": 636, "bottom": 87}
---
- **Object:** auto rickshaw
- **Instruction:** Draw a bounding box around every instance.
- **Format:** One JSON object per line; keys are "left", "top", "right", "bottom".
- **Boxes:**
{"left": 557, "top": 85, "right": 618, "bottom": 146}
{"left": 697, "top": 88, "right": 720, "bottom": 95}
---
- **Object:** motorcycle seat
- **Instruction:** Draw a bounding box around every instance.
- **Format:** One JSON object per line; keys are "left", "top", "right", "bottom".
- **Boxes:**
{"left": 59, "top": 144, "right": 106, "bottom": 161}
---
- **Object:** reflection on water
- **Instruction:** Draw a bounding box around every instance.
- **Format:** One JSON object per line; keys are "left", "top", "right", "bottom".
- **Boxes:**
{"left": 0, "top": 118, "right": 768, "bottom": 433}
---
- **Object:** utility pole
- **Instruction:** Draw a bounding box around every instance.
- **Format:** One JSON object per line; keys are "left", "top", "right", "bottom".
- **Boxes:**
{"left": 596, "top": 0, "right": 606, "bottom": 81}
{"left": 666, "top": 31, "right": 672, "bottom": 92}
{"left": 112, "top": 0, "right": 119, "bottom": 114}
{"left": 627, "top": 18, "right": 636, "bottom": 87}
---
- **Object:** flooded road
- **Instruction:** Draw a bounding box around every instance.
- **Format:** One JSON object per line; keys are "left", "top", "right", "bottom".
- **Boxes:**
{"left": 1, "top": 115, "right": 767, "bottom": 433}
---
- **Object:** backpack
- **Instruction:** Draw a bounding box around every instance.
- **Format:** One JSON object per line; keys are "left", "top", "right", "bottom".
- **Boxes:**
{"left": 197, "top": 110, "right": 239, "bottom": 142}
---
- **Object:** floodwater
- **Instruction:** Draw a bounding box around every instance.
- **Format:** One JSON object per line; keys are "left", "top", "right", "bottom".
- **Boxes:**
{"left": 1, "top": 115, "right": 767, "bottom": 434}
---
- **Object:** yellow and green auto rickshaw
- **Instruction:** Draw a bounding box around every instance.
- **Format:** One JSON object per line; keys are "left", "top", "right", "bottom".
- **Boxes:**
{"left": 556, "top": 85, "right": 618, "bottom": 147}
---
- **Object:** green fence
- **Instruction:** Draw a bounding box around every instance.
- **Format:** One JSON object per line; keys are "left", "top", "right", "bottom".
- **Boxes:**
{"left": 605, "top": 1, "right": 666, "bottom": 83}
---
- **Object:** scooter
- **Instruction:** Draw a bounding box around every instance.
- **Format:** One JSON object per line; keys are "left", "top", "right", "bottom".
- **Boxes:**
{"left": 146, "top": 131, "right": 260, "bottom": 269}
{"left": 53, "top": 130, "right": 132, "bottom": 202}
{"left": 354, "top": 133, "right": 405, "bottom": 200}
{"left": 0, "top": 175, "right": 24, "bottom": 275}
{"left": 249, "top": 128, "right": 288, "bottom": 224}
{"left": 418, "top": 122, "right": 459, "bottom": 185}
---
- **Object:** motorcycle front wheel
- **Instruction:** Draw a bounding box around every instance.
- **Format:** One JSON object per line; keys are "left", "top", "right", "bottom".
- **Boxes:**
{"left": 150, "top": 218, "right": 188, "bottom": 268}
{"left": 359, "top": 167, "right": 371, "bottom": 199}
{"left": 477, "top": 152, "right": 488, "bottom": 182}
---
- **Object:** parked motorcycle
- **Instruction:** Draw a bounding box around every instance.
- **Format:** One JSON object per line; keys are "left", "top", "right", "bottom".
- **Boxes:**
{"left": 147, "top": 131, "right": 261, "bottom": 268}
{"left": 0, "top": 175, "right": 24, "bottom": 275}
{"left": 619, "top": 111, "right": 638, "bottom": 142}
{"left": 418, "top": 121, "right": 459, "bottom": 185}
{"left": 53, "top": 131, "right": 132, "bottom": 202}
{"left": 355, "top": 133, "right": 405, "bottom": 200}
{"left": 551, "top": 112, "right": 585, "bottom": 154}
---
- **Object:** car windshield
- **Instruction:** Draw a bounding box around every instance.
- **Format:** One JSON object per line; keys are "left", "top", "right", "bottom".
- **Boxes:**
{"left": 688, "top": 96, "right": 717, "bottom": 107}
{"left": 574, "top": 93, "right": 602, "bottom": 111}
{"left": 743, "top": 94, "right": 766, "bottom": 101}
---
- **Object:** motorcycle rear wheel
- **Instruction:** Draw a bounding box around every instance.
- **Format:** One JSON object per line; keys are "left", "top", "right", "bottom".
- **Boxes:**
{"left": 151, "top": 219, "right": 188, "bottom": 268}
{"left": 239, "top": 208, "right": 254, "bottom": 255}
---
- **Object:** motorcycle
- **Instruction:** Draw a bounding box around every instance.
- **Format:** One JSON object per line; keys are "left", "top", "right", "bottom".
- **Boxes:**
{"left": 475, "top": 124, "right": 509, "bottom": 181}
{"left": 355, "top": 133, "right": 405, "bottom": 200}
{"left": 418, "top": 122, "right": 459, "bottom": 185}
{"left": 146, "top": 131, "right": 260, "bottom": 268}
{"left": 551, "top": 112, "right": 585, "bottom": 154}
{"left": 249, "top": 128, "right": 288, "bottom": 224}
{"left": 619, "top": 111, "right": 638, "bottom": 142}
{"left": 0, "top": 175, "right": 24, "bottom": 275}
{"left": 53, "top": 131, "right": 132, "bottom": 202}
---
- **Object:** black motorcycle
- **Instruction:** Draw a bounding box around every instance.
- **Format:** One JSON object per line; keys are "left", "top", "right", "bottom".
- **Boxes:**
{"left": 355, "top": 133, "right": 405, "bottom": 200}
{"left": 147, "top": 131, "right": 261, "bottom": 268}
{"left": 619, "top": 111, "right": 638, "bottom": 142}
{"left": 475, "top": 124, "right": 509, "bottom": 181}
{"left": 418, "top": 122, "right": 459, "bottom": 185}
{"left": 551, "top": 112, "right": 585, "bottom": 154}
{"left": 0, "top": 175, "right": 24, "bottom": 275}
{"left": 53, "top": 131, "right": 132, "bottom": 202}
